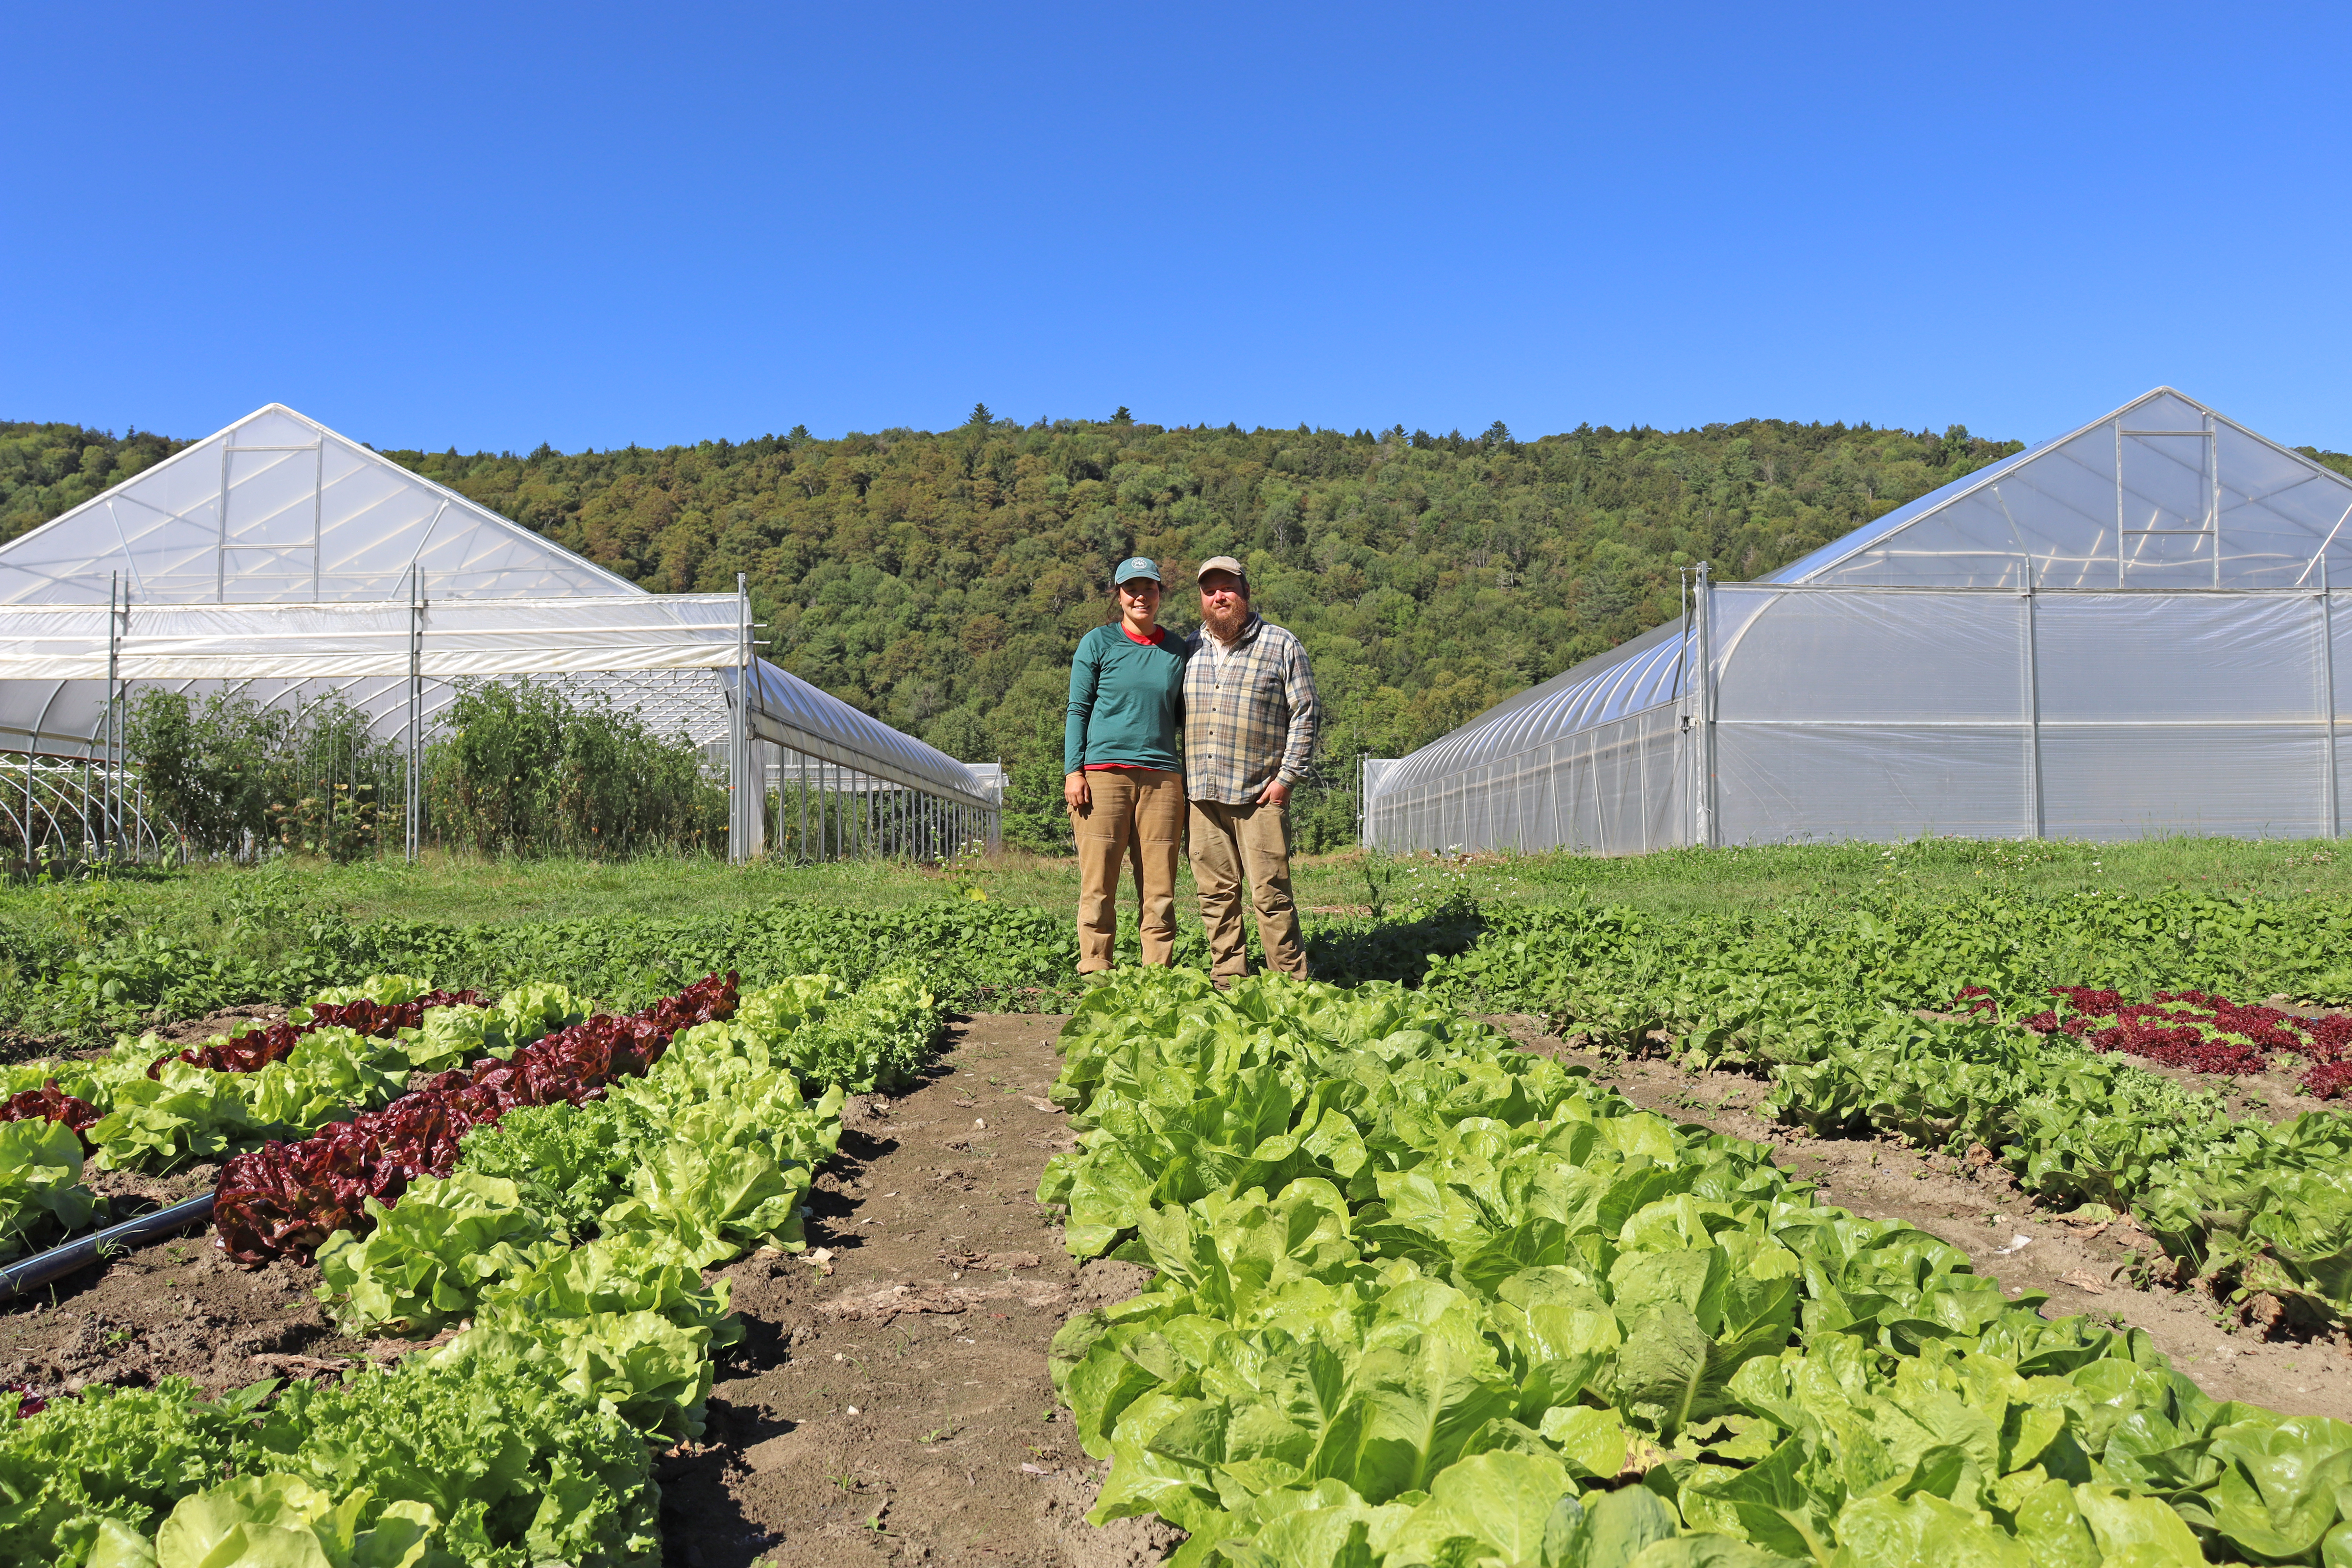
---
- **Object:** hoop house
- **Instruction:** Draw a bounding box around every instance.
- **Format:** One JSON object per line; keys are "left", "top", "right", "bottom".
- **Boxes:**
{"left": 1365, "top": 388, "right": 2352, "bottom": 852}
{"left": 0, "top": 404, "right": 998, "bottom": 861}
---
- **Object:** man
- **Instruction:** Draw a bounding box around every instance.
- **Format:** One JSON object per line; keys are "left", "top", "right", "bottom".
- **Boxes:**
{"left": 1183, "top": 556, "right": 1319, "bottom": 980}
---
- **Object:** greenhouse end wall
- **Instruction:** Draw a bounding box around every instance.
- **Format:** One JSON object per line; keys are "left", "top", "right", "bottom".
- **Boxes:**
{"left": 1365, "top": 582, "right": 2351, "bottom": 853}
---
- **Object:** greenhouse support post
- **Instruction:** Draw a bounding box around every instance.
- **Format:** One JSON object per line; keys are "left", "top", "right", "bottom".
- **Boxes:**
{"left": 405, "top": 567, "right": 422, "bottom": 864}
{"left": 2326, "top": 555, "right": 2340, "bottom": 838}
{"left": 105, "top": 573, "right": 119, "bottom": 860}
{"left": 1678, "top": 568, "right": 1694, "bottom": 849}
{"left": 2023, "top": 583, "right": 2044, "bottom": 838}
{"left": 1694, "top": 562, "right": 1717, "bottom": 848}
{"left": 730, "top": 573, "right": 749, "bottom": 864}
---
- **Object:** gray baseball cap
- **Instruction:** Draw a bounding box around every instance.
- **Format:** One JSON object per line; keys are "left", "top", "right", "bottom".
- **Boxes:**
{"left": 1196, "top": 555, "right": 1247, "bottom": 584}
{"left": 1113, "top": 557, "right": 1162, "bottom": 586}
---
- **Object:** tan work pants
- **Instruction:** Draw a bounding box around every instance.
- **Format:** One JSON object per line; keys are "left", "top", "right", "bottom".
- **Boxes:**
{"left": 1070, "top": 767, "right": 1185, "bottom": 972}
{"left": 1188, "top": 796, "right": 1308, "bottom": 978}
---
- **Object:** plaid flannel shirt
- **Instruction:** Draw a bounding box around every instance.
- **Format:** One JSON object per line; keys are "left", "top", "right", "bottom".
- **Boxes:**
{"left": 1182, "top": 614, "right": 1319, "bottom": 805}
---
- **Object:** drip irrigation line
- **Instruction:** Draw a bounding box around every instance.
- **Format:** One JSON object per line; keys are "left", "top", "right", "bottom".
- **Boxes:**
{"left": 0, "top": 1192, "right": 214, "bottom": 1302}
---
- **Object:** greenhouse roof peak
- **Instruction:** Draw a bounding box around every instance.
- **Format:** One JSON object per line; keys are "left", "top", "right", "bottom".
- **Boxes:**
{"left": 1767, "top": 387, "right": 2352, "bottom": 590}
{"left": 0, "top": 402, "right": 640, "bottom": 605}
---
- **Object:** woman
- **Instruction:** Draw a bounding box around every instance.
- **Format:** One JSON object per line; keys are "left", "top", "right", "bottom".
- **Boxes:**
{"left": 1063, "top": 556, "right": 1187, "bottom": 973}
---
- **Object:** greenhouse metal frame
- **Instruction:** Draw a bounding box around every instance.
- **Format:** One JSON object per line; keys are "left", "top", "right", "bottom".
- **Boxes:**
{"left": 1366, "top": 388, "right": 2352, "bottom": 852}
{"left": 0, "top": 404, "right": 998, "bottom": 863}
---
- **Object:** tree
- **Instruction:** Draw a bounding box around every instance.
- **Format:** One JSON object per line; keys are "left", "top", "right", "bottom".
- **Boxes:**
{"left": 17, "top": 409, "right": 2055, "bottom": 858}
{"left": 969, "top": 403, "right": 993, "bottom": 427}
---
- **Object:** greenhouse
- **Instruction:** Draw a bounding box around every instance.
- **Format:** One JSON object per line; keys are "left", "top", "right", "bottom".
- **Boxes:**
{"left": 0, "top": 404, "right": 998, "bottom": 862}
{"left": 1365, "top": 387, "right": 2352, "bottom": 852}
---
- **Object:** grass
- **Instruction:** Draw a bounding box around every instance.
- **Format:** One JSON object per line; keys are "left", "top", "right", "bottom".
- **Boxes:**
{"left": 0, "top": 834, "right": 2344, "bottom": 987}
{"left": 1489, "top": 834, "right": 2352, "bottom": 917}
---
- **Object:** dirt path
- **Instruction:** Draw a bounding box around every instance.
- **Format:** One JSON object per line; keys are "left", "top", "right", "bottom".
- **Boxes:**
{"left": 660, "top": 1013, "right": 1176, "bottom": 1568}
{"left": 1482, "top": 1016, "right": 2352, "bottom": 1421}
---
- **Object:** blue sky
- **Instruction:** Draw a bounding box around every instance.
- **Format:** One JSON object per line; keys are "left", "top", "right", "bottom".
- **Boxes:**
{"left": 8, "top": 2, "right": 2350, "bottom": 454}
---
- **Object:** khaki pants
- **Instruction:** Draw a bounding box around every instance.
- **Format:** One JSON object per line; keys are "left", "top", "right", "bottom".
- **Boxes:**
{"left": 1070, "top": 767, "right": 1184, "bottom": 972}
{"left": 1188, "top": 797, "right": 1308, "bottom": 978}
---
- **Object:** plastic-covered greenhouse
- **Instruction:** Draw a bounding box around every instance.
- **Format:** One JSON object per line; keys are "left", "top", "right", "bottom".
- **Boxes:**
{"left": 0, "top": 403, "right": 998, "bottom": 862}
{"left": 1364, "top": 388, "right": 2352, "bottom": 851}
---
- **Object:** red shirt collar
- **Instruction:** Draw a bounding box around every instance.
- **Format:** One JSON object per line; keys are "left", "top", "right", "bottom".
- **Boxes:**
{"left": 1120, "top": 622, "right": 1166, "bottom": 647}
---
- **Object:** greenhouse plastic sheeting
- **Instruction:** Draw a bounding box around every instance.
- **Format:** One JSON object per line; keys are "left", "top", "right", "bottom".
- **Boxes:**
{"left": 0, "top": 596, "right": 746, "bottom": 681}
{"left": 1365, "top": 700, "right": 1685, "bottom": 855}
{"left": 0, "top": 402, "right": 996, "bottom": 812}
{"left": 1367, "top": 387, "right": 2352, "bottom": 852}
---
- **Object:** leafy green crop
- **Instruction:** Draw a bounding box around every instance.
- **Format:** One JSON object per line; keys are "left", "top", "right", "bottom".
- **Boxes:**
{"left": 1430, "top": 893, "right": 2352, "bottom": 1324}
{"left": 316, "top": 1173, "right": 552, "bottom": 1337}
{"left": 0, "top": 977, "right": 584, "bottom": 1184}
{"left": 0, "top": 1115, "right": 97, "bottom": 1261}
{"left": 0, "top": 1358, "right": 658, "bottom": 1568}
{"left": 311, "top": 975, "right": 874, "bottom": 1439}
{"left": 84, "top": 1472, "right": 441, "bottom": 1568}
{"left": 1041, "top": 970, "right": 2352, "bottom": 1568}
{"left": 5, "top": 967, "right": 914, "bottom": 1566}
{"left": 0, "top": 1378, "right": 276, "bottom": 1568}
{"left": 0, "top": 892, "right": 1071, "bottom": 1041}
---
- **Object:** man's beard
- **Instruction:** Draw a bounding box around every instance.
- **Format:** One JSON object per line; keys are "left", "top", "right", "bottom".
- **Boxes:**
{"left": 1203, "top": 600, "right": 1250, "bottom": 641}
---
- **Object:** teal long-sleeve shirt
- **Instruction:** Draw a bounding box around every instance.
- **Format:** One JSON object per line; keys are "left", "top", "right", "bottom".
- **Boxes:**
{"left": 1064, "top": 622, "right": 1186, "bottom": 775}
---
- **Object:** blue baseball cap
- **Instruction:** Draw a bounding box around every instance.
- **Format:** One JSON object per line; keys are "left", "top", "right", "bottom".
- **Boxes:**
{"left": 1113, "top": 557, "right": 1162, "bottom": 586}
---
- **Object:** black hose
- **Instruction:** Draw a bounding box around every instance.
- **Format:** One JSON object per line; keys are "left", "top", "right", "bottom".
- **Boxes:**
{"left": 0, "top": 1193, "right": 215, "bottom": 1302}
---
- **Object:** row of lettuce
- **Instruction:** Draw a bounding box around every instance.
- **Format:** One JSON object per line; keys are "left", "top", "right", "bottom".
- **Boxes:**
{"left": 1425, "top": 889, "right": 2352, "bottom": 1329}
{"left": 4, "top": 896, "right": 1092, "bottom": 1040}
{"left": 4, "top": 882, "right": 1471, "bottom": 1043}
{"left": 1038, "top": 969, "right": 2351, "bottom": 1568}
{"left": 0, "top": 963, "right": 933, "bottom": 1263}
{"left": 0, "top": 968, "right": 942, "bottom": 1568}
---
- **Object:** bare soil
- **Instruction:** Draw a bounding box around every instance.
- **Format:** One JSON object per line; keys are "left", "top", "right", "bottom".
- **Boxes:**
{"left": 654, "top": 1012, "right": 1178, "bottom": 1568}
{"left": 11, "top": 1006, "right": 2352, "bottom": 1568}
{"left": 1, "top": 1003, "right": 288, "bottom": 1070}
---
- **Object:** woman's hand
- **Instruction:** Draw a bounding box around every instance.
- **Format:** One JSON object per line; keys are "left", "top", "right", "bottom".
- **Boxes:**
{"left": 1065, "top": 771, "right": 1091, "bottom": 812}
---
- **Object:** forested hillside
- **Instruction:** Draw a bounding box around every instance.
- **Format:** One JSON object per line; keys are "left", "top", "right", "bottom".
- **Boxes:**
{"left": 381, "top": 414, "right": 2026, "bottom": 847}
{"left": 14, "top": 411, "right": 2351, "bottom": 851}
{"left": 0, "top": 423, "right": 190, "bottom": 539}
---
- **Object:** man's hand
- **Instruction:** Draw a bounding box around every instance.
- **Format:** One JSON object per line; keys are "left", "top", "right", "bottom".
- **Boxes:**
{"left": 1065, "top": 771, "right": 1091, "bottom": 812}
{"left": 1257, "top": 778, "right": 1292, "bottom": 808}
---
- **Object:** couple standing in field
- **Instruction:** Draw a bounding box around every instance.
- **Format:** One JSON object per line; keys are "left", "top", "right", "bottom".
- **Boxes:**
{"left": 1062, "top": 555, "right": 1319, "bottom": 981}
